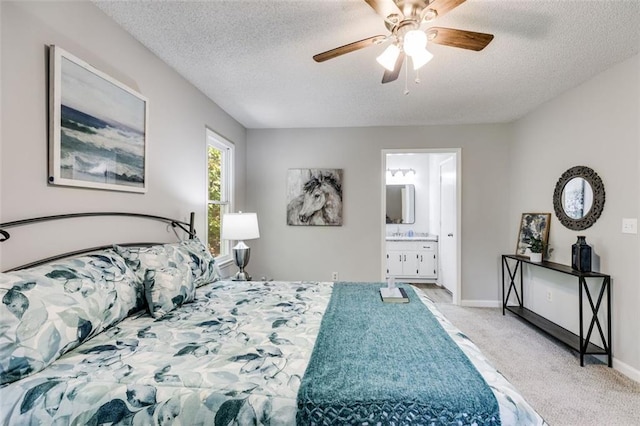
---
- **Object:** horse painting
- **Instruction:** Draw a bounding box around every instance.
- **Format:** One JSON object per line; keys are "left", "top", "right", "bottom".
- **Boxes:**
{"left": 287, "top": 169, "right": 343, "bottom": 226}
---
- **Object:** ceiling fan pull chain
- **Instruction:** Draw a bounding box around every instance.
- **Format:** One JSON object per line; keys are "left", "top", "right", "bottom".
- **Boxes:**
{"left": 415, "top": 68, "right": 421, "bottom": 84}
{"left": 404, "top": 55, "right": 410, "bottom": 95}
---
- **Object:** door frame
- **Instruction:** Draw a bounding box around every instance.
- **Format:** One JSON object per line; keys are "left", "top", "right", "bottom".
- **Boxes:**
{"left": 381, "top": 148, "right": 462, "bottom": 305}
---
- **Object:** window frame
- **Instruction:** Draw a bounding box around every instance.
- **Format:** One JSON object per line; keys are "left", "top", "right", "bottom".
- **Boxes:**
{"left": 206, "top": 128, "right": 234, "bottom": 264}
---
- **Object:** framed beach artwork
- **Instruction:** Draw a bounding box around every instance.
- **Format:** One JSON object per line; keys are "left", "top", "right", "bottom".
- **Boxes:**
{"left": 516, "top": 213, "right": 551, "bottom": 255}
{"left": 48, "top": 45, "right": 148, "bottom": 193}
{"left": 286, "top": 169, "right": 343, "bottom": 226}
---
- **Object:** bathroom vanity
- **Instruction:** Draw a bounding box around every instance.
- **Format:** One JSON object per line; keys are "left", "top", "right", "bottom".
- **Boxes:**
{"left": 386, "top": 235, "right": 438, "bottom": 282}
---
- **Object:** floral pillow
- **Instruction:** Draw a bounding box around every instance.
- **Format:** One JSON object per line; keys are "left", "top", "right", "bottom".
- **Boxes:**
{"left": 114, "top": 244, "right": 197, "bottom": 318}
{"left": 0, "top": 250, "right": 143, "bottom": 384}
{"left": 176, "top": 237, "right": 221, "bottom": 287}
{"left": 141, "top": 267, "right": 195, "bottom": 318}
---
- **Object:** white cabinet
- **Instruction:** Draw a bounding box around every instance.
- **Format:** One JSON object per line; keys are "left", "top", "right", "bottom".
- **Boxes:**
{"left": 386, "top": 241, "right": 437, "bottom": 281}
{"left": 416, "top": 242, "right": 437, "bottom": 278}
{"left": 386, "top": 249, "right": 415, "bottom": 276}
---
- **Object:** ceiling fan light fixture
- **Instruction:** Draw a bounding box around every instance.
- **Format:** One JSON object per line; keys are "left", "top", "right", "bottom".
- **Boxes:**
{"left": 376, "top": 44, "right": 401, "bottom": 71}
{"left": 411, "top": 47, "right": 433, "bottom": 70}
{"left": 403, "top": 29, "right": 427, "bottom": 57}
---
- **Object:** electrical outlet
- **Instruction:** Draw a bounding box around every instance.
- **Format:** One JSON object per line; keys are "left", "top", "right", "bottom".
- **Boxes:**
{"left": 546, "top": 290, "right": 552, "bottom": 302}
{"left": 622, "top": 218, "right": 638, "bottom": 234}
{"left": 331, "top": 272, "right": 339, "bottom": 281}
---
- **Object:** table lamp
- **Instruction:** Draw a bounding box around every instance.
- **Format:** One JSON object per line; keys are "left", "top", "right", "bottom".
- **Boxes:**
{"left": 221, "top": 212, "right": 260, "bottom": 281}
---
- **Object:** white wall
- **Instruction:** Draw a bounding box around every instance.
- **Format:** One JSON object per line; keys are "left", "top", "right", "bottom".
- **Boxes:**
{"left": 0, "top": 1, "right": 246, "bottom": 270}
{"left": 509, "top": 55, "right": 640, "bottom": 378}
{"left": 385, "top": 153, "right": 430, "bottom": 234}
{"left": 246, "top": 125, "right": 511, "bottom": 303}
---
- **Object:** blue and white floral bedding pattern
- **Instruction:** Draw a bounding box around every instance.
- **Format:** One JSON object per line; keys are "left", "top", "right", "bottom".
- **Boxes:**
{"left": 0, "top": 280, "right": 332, "bottom": 425}
{"left": 0, "top": 251, "right": 144, "bottom": 385}
{"left": 115, "top": 238, "right": 221, "bottom": 318}
{"left": 1, "top": 279, "right": 546, "bottom": 425}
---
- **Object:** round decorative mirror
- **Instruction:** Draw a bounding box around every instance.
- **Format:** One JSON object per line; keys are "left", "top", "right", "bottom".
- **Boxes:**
{"left": 553, "top": 166, "right": 605, "bottom": 230}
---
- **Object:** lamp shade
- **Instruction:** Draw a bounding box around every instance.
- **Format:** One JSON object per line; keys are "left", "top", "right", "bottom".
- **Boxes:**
{"left": 221, "top": 212, "right": 260, "bottom": 241}
{"left": 376, "top": 44, "right": 401, "bottom": 71}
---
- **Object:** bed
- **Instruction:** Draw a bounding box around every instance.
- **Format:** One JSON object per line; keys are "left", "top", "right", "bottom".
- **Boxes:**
{"left": 0, "top": 212, "right": 547, "bottom": 425}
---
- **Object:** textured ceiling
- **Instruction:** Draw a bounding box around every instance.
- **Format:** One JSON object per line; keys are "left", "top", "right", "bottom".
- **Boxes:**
{"left": 93, "top": 0, "right": 640, "bottom": 129}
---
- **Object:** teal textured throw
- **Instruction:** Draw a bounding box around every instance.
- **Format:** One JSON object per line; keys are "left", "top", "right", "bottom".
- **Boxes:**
{"left": 297, "top": 283, "right": 500, "bottom": 425}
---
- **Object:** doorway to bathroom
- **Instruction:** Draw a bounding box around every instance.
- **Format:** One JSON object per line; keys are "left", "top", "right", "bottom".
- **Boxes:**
{"left": 381, "top": 149, "right": 461, "bottom": 305}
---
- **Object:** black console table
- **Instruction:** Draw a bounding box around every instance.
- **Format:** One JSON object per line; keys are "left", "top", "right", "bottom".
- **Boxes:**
{"left": 501, "top": 255, "right": 611, "bottom": 367}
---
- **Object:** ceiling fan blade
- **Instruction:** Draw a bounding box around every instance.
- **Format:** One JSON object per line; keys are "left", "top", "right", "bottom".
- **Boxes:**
{"left": 313, "top": 35, "right": 386, "bottom": 63}
{"left": 428, "top": 27, "right": 494, "bottom": 51}
{"left": 426, "top": 0, "right": 467, "bottom": 18}
{"left": 382, "top": 51, "right": 405, "bottom": 84}
{"left": 364, "top": 0, "right": 403, "bottom": 21}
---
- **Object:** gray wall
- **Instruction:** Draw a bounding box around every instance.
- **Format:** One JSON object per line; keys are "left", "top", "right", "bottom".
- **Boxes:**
{"left": 246, "top": 125, "right": 511, "bottom": 303}
{"left": 509, "top": 54, "right": 639, "bottom": 379}
{"left": 0, "top": 1, "right": 246, "bottom": 270}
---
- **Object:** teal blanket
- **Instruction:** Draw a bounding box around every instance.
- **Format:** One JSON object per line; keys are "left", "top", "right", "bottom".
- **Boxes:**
{"left": 297, "top": 283, "right": 500, "bottom": 425}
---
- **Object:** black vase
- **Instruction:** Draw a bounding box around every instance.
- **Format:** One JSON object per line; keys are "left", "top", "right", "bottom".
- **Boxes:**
{"left": 571, "top": 236, "right": 592, "bottom": 272}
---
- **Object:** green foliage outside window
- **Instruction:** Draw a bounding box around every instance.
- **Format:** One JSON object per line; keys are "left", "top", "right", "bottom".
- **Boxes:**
{"left": 208, "top": 146, "right": 222, "bottom": 256}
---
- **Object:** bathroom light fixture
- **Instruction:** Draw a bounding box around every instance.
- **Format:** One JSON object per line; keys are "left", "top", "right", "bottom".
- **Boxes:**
{"left": 221, "top": 212, "right": 260, "bottom": 281}
{"left": 386, "top": 168, "right": 416, "bottom": 177}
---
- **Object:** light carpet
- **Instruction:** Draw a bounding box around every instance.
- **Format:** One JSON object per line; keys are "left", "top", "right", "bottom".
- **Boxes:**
{"left": 435, "top": 303, "right": 640, "bottom": 426}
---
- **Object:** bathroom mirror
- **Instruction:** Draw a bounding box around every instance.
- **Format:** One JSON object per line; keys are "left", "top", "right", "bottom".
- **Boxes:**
{"left": 386, "top": 184, "right": 415, "bottom": 224}
{"left": 553, "top": 166, "right": 605, "bottom": 230}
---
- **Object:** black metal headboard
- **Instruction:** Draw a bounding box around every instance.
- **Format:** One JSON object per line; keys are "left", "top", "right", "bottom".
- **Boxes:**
{"left": 0, "top": 211, "right": 196, "bottom": 271}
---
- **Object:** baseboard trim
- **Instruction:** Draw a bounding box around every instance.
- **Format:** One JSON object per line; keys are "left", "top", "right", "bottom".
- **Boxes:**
{"left": 458, "top": 300, "right": 640, "bottom": 383}
{"left": 460, "top": 299, "right": 501, "bottom": 308}
{"left": 613, "top": 358, "right": 640, "bottom": 383}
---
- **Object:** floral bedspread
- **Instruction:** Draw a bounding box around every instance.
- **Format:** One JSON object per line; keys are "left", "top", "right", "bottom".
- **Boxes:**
{"left": 0, "top": 280, "right": 545, "bottom": 425}
{"left": 1, "top": 280, "right": 331, "bottom": 425}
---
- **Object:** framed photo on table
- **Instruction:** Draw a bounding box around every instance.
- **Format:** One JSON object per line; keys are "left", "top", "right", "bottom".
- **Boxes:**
{"left": 48, "top": 45, "right": 148, "bottom": 193}
{"left": 516, "top": 213, "right": 551, "bottom": 255}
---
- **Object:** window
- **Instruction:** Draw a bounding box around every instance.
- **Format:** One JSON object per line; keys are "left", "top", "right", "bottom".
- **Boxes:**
{"left": 207, "top": 129, "right": 233, "bottom": 258}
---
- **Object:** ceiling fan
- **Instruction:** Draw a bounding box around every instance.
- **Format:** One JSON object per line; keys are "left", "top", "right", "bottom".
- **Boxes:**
{"left": 313, "top": 0, "right": 494, "bottom": 84}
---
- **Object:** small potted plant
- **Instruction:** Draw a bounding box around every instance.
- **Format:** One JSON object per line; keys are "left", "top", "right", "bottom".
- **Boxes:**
{"left": 528, "top": 235, "right": 545, "bottom": 262}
